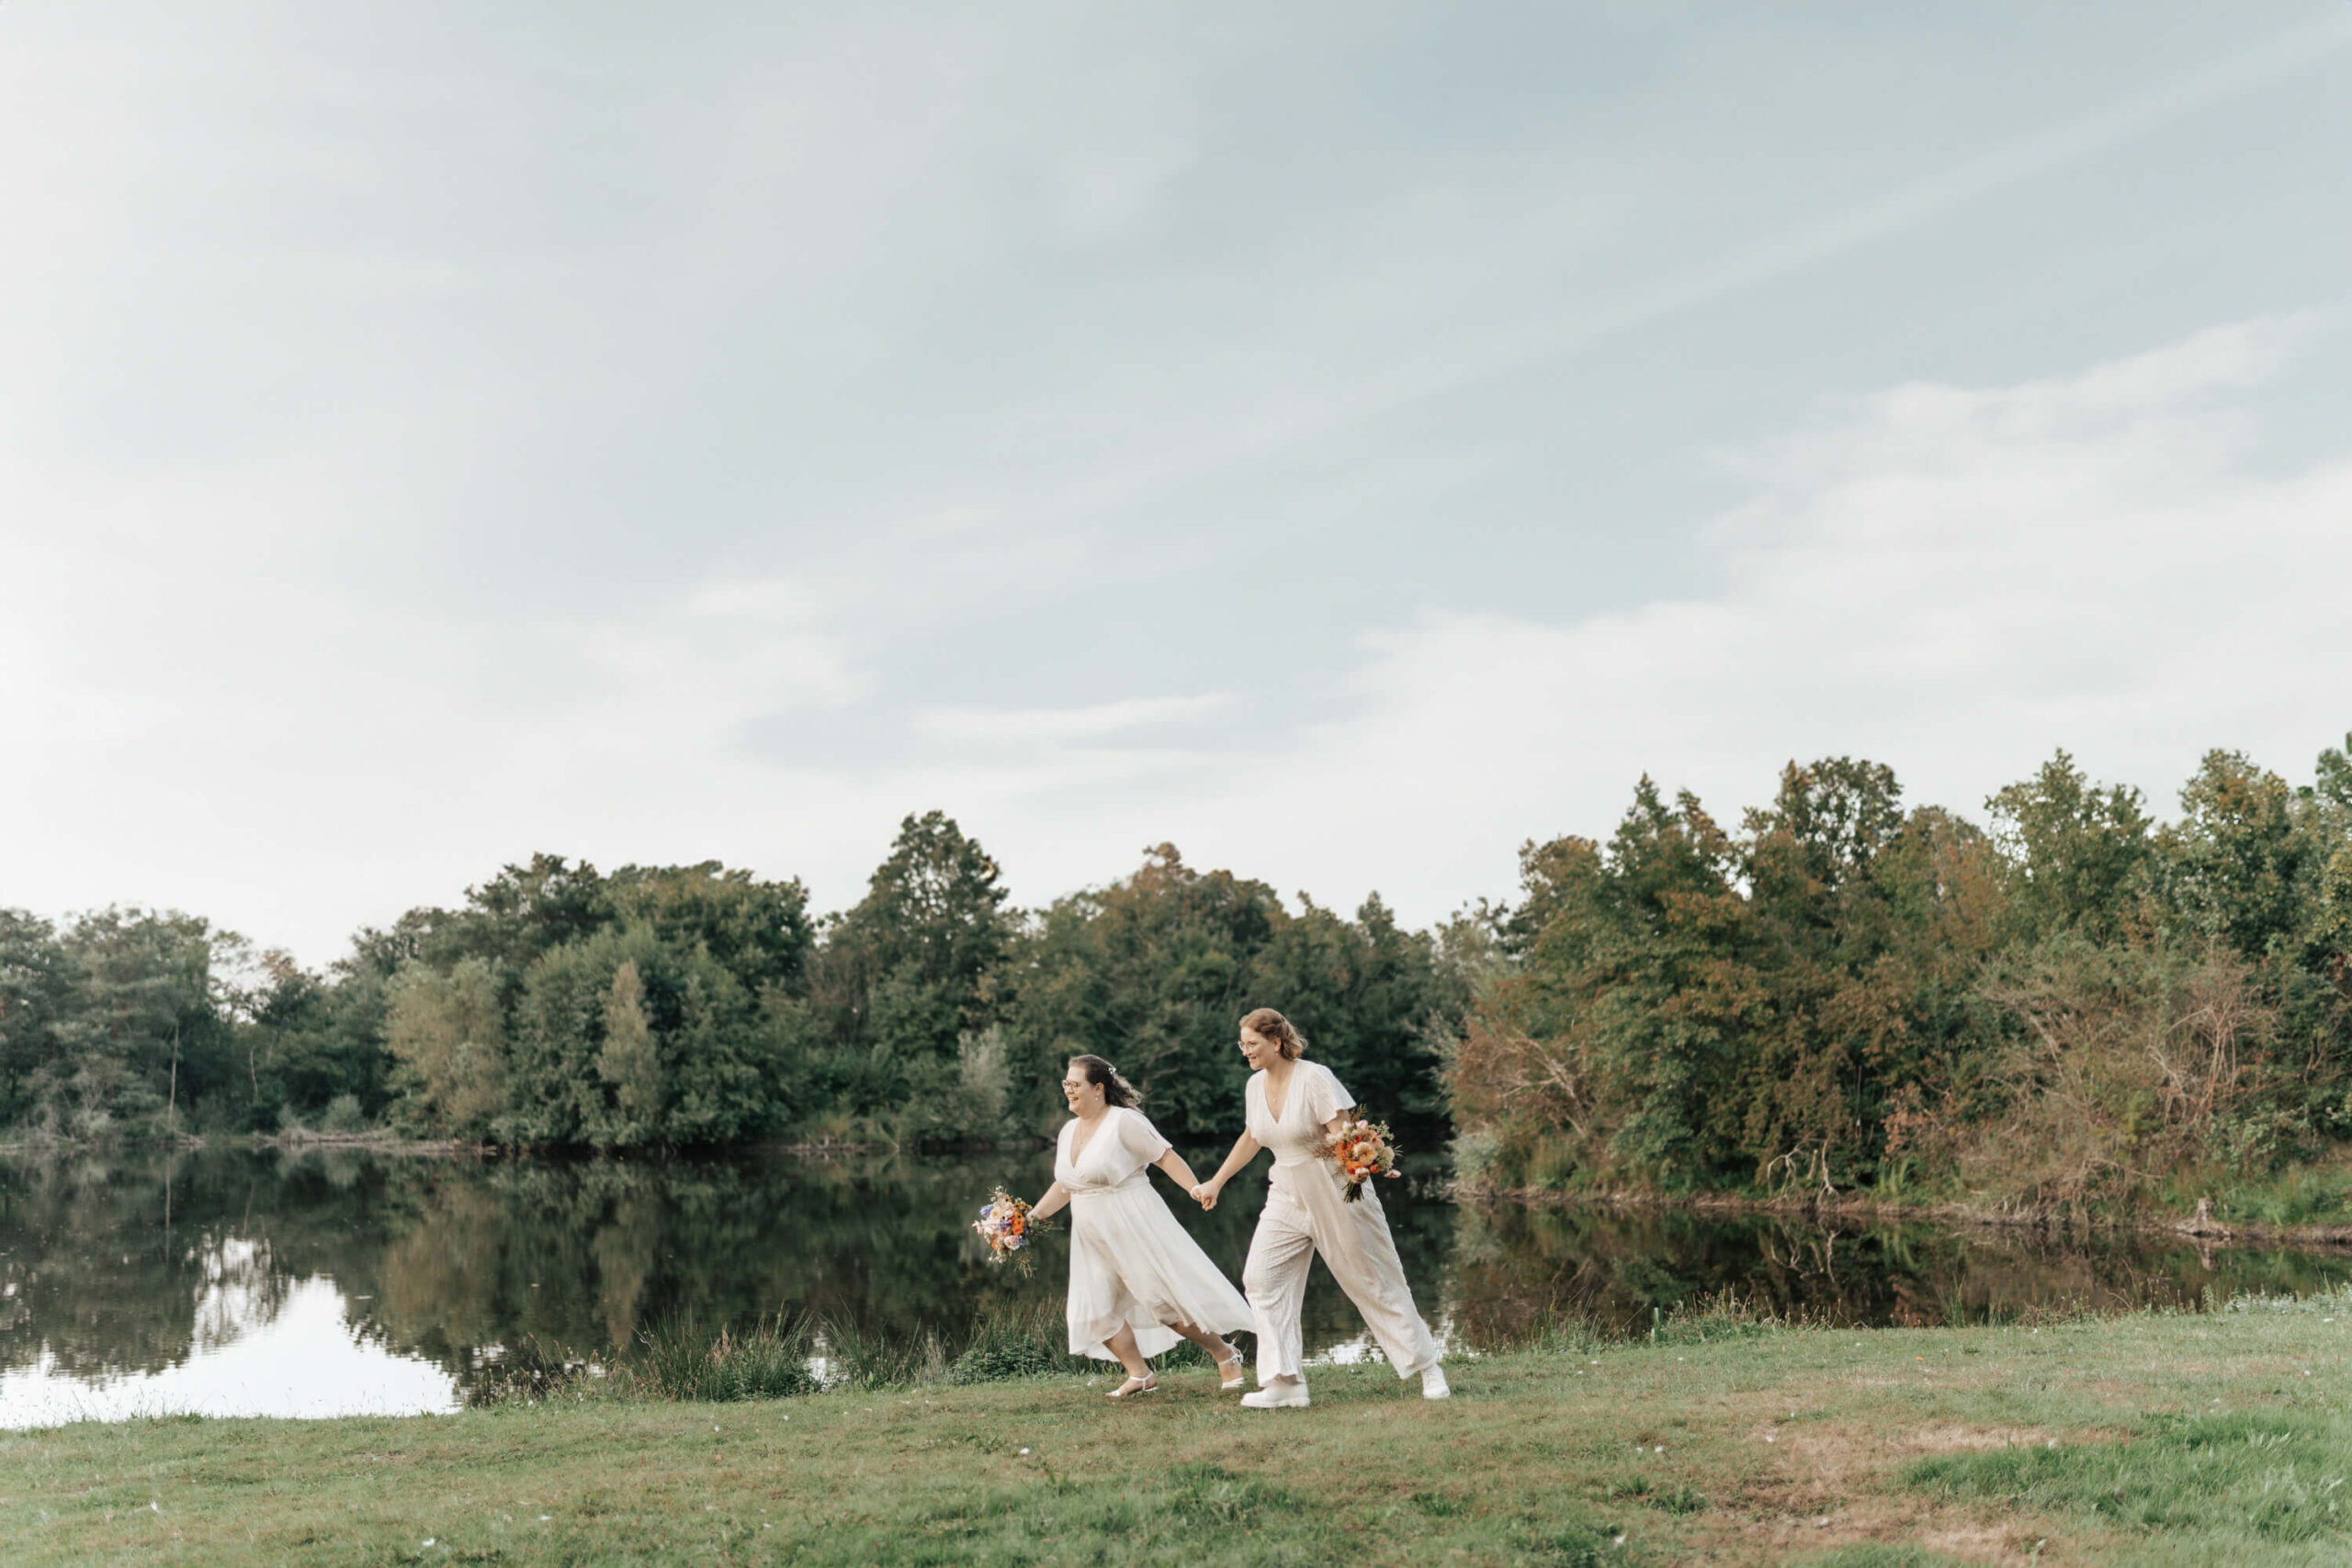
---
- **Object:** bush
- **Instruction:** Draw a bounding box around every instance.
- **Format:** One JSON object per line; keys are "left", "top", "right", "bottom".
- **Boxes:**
{"left": 949, "top": 1303, "right": 1080, "bottom": 1384}
{"left": 322, "top": 1093, "right": 366, "bottom": 1133}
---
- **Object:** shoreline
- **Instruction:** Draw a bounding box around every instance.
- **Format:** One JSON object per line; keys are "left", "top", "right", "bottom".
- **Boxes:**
{"left": 1455, "top": 1179, "right": 2352, "bottom": 1253}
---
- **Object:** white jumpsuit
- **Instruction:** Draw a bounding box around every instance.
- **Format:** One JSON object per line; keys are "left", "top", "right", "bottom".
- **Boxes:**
{"left": 1240, "top": 1060, "right": 1441, "bottom": 1383}
{"left": 1057, "top": 1106, "right": 1253, "bottom": 1361}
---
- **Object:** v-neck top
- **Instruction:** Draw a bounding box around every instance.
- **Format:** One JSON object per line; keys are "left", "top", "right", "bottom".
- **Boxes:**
{"left": 1054, "top": 1106, "right": 1171, "bottom": 1194}
{"left": 1244, "top": 1060, "right": 1353, "bottom": 1170}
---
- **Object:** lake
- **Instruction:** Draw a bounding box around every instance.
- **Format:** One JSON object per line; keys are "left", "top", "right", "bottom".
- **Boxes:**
{"left": 5, "top": 1145, "right": 2347, "bottom": 1426}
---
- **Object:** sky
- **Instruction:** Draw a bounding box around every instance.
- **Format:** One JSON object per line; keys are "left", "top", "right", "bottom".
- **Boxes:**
{"left": 5, "top": 2, "right": 2351, "bottom": 964}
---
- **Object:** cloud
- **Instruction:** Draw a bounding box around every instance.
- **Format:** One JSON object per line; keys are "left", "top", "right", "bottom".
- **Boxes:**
{"left": 989, "top": 318, "right": 2352, "bottom": 921}
{"left": 918, "top": 694, "right": 1229, "bottom": 744}
{"left": 6, "top": 315, "right": 2346, "bottom": 959}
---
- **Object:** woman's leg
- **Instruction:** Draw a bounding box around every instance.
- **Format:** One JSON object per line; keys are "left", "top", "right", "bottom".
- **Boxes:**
{"left": 1242, "top": 1193, "right": 1316, "bottom": 1387}
{"left": 1306, "top": 1191, "right": 1441, "bottom": 1379}
{"left": 1165, "top": 1319, "right": 1239, "bottom": 1369}
{"left": 1101, "top": 1325, "right": 1152, "bottom": 1382}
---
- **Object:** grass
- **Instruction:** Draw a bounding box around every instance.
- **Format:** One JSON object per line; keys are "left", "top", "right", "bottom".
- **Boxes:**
{"left": 4, "top": 1289, "right": 2350, "bottom": 1565}
{"left": 2203, "top": 1157, "right": 2352, "bottom": 1230}
{"left": 481, "top": 1302, "right": 1222, "bottom": 1407}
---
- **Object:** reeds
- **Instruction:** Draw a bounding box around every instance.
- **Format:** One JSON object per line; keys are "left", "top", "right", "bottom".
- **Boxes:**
{"left": 945, "top": 1301, "right": 1086, "bottom": 1384}
{"left": 623, "top": 1314, "right": 823, "bottom": 1402}
{"left": 820, "top": 1317, "right": 952, "bottom": 1391}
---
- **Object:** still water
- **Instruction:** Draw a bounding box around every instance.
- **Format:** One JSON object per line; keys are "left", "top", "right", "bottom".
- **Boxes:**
{"left": 5, "top": 1146, "right": 2347, "bottom": 1426}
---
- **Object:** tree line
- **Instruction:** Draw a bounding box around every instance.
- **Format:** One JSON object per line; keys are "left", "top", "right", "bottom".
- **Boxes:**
{"left": 10, "top": 733, "right": 2349, "bottom": 1206}
{"left": 1453, "top": 738, "right": 2352, "bottom": 1211}
{"left": 0, "top": 815, "right": 1471, "bottom": 1148}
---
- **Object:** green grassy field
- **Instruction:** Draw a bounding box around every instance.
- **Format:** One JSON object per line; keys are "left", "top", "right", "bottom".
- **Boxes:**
{"left": 6, "top": 1290, "right": 2349, "bottom": 1566}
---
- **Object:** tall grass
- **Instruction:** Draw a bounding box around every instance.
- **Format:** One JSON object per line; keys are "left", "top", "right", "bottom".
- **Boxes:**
{"left": 944, "top": 1301, "right": 1085, "bottom": 1384}
{"left": 624, "top": 1314, "right": 823, "bottom": 1401}
{"left": 467, "top": 1315, "right": 822, "bottom": 1407}
{"left": 819, "top": 1316, "right": 952, "bottom": 1391}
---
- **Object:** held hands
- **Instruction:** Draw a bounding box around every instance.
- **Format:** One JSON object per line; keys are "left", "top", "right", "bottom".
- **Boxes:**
{"left": 1191, "top": 1180, "right": 1221, "bottom": 1211}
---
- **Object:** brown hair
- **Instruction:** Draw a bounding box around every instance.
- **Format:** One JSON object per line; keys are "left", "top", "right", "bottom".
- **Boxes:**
{"left": 1238, "top": 1008, "right": 1308, "bottom": 1060}
{"left": 1068, "top": 1055, "right": 1143, "bottom": 1109}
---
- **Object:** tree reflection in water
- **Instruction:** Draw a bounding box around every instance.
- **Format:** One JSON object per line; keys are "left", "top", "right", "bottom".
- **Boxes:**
{"left": 3, "top": 1149, "right": 2346, "bottom": 1416}
{"left": 1442, "top": 1200, "right": 2352, "bottom": 1341}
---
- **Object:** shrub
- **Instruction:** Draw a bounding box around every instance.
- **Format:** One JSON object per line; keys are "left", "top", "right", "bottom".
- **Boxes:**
{"left": 949, "top": 1304, "right": 1080, "bottom": 1384}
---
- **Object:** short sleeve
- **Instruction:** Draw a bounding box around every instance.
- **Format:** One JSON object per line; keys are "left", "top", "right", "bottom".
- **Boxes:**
{"left": 1306, "top": 1063, "right": 1355, "bottom": 1124}
{"left": 1116, "top": 1108, "right": 1171, "bottom": 1164}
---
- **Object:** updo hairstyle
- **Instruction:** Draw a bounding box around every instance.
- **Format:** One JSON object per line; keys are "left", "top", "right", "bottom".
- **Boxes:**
{"left": 1068, "top": 1055, "right": 1143, "bottom": 1109}
{"left": 1238, "top": 1007, "right": 1309, "bottom": 1061}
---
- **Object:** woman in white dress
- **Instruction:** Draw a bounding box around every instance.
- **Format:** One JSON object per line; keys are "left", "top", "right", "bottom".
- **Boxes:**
{"left": 1193, "top": 1008, "right": 1447, "bottom": 1409}
{"left": 1027, "top": 1055, "right": 1252, "bottom": 1399}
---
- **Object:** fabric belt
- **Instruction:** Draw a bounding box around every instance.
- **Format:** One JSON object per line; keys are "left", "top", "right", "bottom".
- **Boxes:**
{"left": 1067, "top": 1171, "right": 1149, "bottom": 1195}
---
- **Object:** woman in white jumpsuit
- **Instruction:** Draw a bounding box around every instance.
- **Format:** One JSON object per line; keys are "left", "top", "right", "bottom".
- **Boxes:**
{"left": 1028, "top": 1055, "right": 1252, "bottom": 1399}
{"left": 1193, "top": 1008, "right": 1447, "bottom": 1408}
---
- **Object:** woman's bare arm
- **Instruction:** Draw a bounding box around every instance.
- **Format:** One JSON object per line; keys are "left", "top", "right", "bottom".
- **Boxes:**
{"left": 1029, "top": 1180, "right": 1071, "bottom": 1222}
{"left": 1152, "top": 1147, "right": 1204, "bottom": 1190}
{"left": 1191, "top": 1132, "right": 1261, "bottom": 1209}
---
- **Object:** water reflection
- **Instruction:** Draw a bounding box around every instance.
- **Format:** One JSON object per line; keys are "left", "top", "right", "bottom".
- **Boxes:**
{"left": 2, "top": 1148, "right": 2346, "bottom": 1425}
{"left": 0, "top": 1278, "right": 457, "bottom": 1426}
{"left": 1444, "top": 1201, "right": 2352, "bottom": 1338}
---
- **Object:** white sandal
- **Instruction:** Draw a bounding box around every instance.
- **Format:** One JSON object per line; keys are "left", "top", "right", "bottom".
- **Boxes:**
{"left": 1213, "top": 1349, "right": 1247, "bottom": 1392}
{"left": 1106, "top": 1373, "right": 1158, "bottom": 1400}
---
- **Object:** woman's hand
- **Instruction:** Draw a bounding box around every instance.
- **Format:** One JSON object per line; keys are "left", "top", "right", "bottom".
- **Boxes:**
{"left": 1196, "top": 1132, "right": 1259, "bottom": 1211}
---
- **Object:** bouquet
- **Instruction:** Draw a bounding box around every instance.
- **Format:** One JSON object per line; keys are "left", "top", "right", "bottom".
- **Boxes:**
{"left": 972, "top": 1188, "right": 1051, "bottom": 1272}
{"left": 1313, "top": 1114, "right": 1401, "bottom": 1203}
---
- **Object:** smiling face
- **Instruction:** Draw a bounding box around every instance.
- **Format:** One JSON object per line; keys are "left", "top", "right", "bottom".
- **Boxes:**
{"left": 1238, "top": 1025, "right": 1279, "bottom": 1072}
{"left": 1062, "top": 1060, "right": 1106, "bottom": 1116}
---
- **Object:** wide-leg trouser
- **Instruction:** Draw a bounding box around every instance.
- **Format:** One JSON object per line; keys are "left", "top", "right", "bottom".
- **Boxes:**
{"left": 1242, "top": 1173, "right": 1439, "bottom": 1383}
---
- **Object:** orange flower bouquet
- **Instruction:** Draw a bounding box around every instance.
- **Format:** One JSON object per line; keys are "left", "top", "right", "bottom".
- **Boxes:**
{"left": 1313, "top": 1114, "right": 1401, "bottom": 1203}
{"left": 972, "top": 1188, "right": 1051, "bottom": 1272}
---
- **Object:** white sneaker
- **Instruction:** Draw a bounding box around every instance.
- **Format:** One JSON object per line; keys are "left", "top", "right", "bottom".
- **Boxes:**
{"left": 1240, "top": 1378, "right": 1310, "bottom": 1409}
{"left": 1420, "top": 1364, "right": 1450, "bottom": 1400}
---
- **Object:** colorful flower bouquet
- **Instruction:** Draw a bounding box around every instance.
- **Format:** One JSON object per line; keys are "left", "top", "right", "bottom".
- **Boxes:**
{"left": 1314, "top": 1114, "right": 1401, "bottom": 1202}
{"left": 972, "top": 1188, "right": 1050, "bottom": 1271}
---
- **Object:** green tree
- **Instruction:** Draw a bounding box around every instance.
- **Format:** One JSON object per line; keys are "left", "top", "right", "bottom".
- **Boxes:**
{"left": 1248, "top": 892, "right": 1464, "bottom": 1124}
{"left": 801, "top": 812, "right": 1012, "bottom": 1136}
{"left": 595, "top": 959, "right": 660, "bottom": 1147}
{"left": 0, "top": 910, "right": 77, "bottom": 1131}
{"left": 49, "top": 909, "right": 231, "bottom": 1139}
{"left": 1985, "top": 750, "right": 2155, "bottom": 942}
{"left": 504, "top": 923, "right": 772, "bottom": 1147}
{"left": 385, "top": 957, "right": 508, "bottom": 1138}
{"left": 1457, "top": 763, "right": 2008, "bottom": 1193}
{"left": 1001, "top": 846, "right": 1464, "bottom": 1141}
{"left": 232, "top": 951, "right": 379, "bottom": 1124}
{"left": 2159, "top": 750, "right": 2310, "bottom": 961}
{"left": 606, "top": 862, "right": 813, "bottom": 998}
{"left": 1003, "top": 845, "right": 1281, "bottom": 1139}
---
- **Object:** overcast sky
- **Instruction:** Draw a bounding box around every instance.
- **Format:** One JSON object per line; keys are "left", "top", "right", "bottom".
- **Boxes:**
{"left": 6, "top": 2, "right": 2351, "bottom": 964}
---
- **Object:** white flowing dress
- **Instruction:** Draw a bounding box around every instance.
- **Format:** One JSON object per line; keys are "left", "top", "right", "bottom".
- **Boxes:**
{"left": 1241, "top": 1060, "right": 1441, "bottom": 1382}
{"left": 1057, "top": 1106, "right": 1252, "bottom": 1361}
